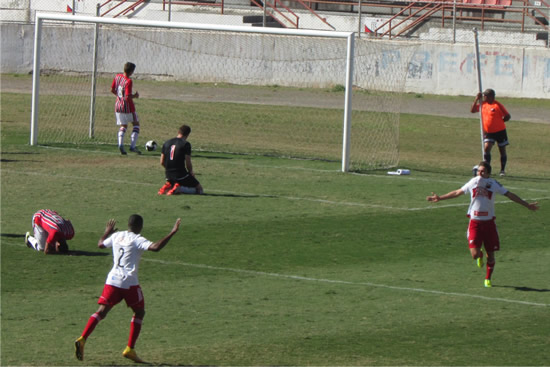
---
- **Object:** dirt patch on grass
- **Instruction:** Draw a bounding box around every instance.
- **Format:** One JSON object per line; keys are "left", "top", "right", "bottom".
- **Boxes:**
{"left": 2, "top": 74, "right": 547, "bottom": 124}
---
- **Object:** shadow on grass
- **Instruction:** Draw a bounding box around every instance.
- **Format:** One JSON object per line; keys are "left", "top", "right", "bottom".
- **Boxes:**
{"left": 1, "top": 233, "right": 26, "bottom": 238}
{"left": 68, "top": 250, "right": 110, "bottom": 257}
{"left": 494, "top": 285, "right": 550, "bottom": 292}
{"left": 155, "top": 364, "right": 217, "bottom": 367}
{"left": 1, "top": 233, "right": 108, "bottom": 257}
{"left": 194, "top": 154, "right": 233, "bottom": 160}
{"left": 1, "top": 151, "right": 43, "bottom": 163}
{"left": 202, "top": 192, "right": 264, "bottom": 198}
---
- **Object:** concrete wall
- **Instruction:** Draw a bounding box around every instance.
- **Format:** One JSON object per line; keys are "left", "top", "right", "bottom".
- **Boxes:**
{"left": 1, "top": 22, "right": 549, "bottom": 99}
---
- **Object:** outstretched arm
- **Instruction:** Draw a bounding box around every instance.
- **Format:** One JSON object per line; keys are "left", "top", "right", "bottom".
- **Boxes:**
{"left": 504, "top": 191, "right": 539, "bottom": 211}
{"left": 426, "top": 189, "right": 465, "bottom": 203}
{"left": 148, "top": 218, "right": 181, "bottom": 252}
{"left": 98, "top": 219, "right": 117, "bottom": 249}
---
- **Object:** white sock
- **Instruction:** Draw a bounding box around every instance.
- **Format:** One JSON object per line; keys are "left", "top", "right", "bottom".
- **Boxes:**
{"left": 118, "top": 127, "right": 126, "bottom": 147}
{"left": 130, "top": 126, "right": 140, "bottom": 149}
{"left": 178, "top": 186, "right": 197, "bottom": 194}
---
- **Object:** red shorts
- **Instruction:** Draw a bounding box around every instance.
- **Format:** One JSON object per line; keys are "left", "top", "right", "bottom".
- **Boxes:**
{"left": 98, "top": 284, "right": 145, "bottom": 309}
{"left": 467, "top": 219, "right": 500, "bottom": 252}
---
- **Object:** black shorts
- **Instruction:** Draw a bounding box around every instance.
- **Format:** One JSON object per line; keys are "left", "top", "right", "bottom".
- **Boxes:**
{"left": 484, "top": 129, "right": 509, "bottom": 147}
{"left": 166, "top": 174, "right": 200, "bottom": 188}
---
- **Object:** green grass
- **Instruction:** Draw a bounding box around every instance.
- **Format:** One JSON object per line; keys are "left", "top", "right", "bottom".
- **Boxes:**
{"left": 1, "top": 85, "right": 549, "bottom": 366}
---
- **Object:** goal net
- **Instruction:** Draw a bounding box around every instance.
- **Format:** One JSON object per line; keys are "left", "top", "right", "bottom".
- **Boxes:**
{"left": 31, "top": 13, "right": 410, "bottom": 171}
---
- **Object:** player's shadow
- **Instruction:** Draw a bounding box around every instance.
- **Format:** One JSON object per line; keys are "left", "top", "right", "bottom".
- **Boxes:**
{"left": 494, "top": 285, "right": 550, "bottom": 292}
{"left": 202, "top": 192, "right": 264, "bottom": 198}
{"left": 68, "top": 250, "right": 110, "bottom": 257}
{"left": 1, "top": 233, "right": 26, "bottom": 239}
{"left": 1, "top": 151, "right": 42, "bottom": 163}
{"left": 1, "top": 233, "right": 108, "bottom": 257}
{"left": 154, "top": 364, "right": 216, "bottom": 367}
{"left": 194, "top": 154, "right": 232, "bottom": 160}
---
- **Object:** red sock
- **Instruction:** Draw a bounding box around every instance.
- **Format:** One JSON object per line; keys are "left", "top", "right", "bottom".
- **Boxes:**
{"left": 128, "top": 316, "right": 143, "bottom": 348}
{"left": 82, "top": 312, "right": 103, "bottom": 339}
{"left": 486, "top": 262, "right": 495, "bottom": 280}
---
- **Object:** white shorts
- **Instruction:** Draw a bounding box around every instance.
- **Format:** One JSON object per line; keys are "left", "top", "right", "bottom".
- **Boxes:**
{"left": 115, "top": 112, "right": 139, "bottom": 126}
{"left": 32, "top": 225, "right": 48, "bottom": 251}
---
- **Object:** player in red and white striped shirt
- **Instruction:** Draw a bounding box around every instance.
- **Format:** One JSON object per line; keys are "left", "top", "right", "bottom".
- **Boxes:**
{"left": 25, "top": 209, "right": 74, "bottom": 254}
{"left": 111, "top": 62, "right": 141, "bottom": 155}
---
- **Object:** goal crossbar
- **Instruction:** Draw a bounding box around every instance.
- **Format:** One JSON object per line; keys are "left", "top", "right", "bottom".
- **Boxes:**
{"left": 31, "top": 12, "right": 355, "bottom": 171}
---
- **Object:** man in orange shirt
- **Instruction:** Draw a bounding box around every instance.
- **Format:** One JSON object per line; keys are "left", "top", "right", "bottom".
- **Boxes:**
{"left": 471, "top": 89, "right": 511, "bottom": 177}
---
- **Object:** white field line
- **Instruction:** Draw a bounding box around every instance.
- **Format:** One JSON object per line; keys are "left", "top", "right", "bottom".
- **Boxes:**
{"left": 26, "top": 145, "right": 550, "bottom": 193}
{"left": 144, "top": 258, "right": 550, "bottom": 308}
{"left": 4, "top": 169, "right": 549, "bottom": 211}
{"left": 2, "top": 239, "right": 547, "bottom": 307}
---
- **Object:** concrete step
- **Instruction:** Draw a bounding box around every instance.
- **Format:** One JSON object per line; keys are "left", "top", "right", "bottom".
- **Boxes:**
{"left": 243, "top": 15, "right": 276, "bottom": 23}
{"left": 250, "top": 21, "right": 284, "bottom": 27}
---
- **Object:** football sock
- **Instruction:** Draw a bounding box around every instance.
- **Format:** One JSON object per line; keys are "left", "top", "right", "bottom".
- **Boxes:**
{"left": 128, "top": 316, "right": 143, "bottom": 348}
{"left": 486, "top": 262, "right": 495, "bottom": 280}
{"left": 500, "top": 154, "right": 507, "bottom": 172}
{"left": 130, "top": 126, "right": 140, "bottom": 149}
{"left": 179, "top": 186, "right": 197, "bottom": 194}
{"left": 483, "top": 152, "right": 491, "bottom": 163}
{"left": 82, "top": 312, "right": 103, "bottom": 339}
{"left": 118, "top": 127, "right": 127, "bottom": 147}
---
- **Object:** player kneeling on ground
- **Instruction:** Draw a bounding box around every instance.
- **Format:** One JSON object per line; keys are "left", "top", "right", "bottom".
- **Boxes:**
{"left": 25, "top": 209, "right": 74, "bottom": 254}
{"left": 158, "top": 124, "right": 204, "bottom": 195}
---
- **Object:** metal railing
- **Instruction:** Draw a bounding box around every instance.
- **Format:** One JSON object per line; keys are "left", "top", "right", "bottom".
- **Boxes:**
{"left": 99, "top": 0, "right": 148, "bottom": 18}
{"left": 251, "top": 0, "right": 301, "bottom": 27}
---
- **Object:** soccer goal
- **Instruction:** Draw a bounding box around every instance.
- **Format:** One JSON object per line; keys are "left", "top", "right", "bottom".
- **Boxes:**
{"left": 31, "top": 12, "right": 406, "bottom": 171}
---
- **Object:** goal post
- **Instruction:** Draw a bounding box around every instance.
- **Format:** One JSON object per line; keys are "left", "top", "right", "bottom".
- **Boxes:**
{"left": 30, "top": 12, "right": 404, "bottom": 172}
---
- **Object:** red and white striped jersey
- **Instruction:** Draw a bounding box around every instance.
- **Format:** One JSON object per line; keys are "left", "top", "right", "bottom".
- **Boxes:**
{"left": 32, "top": 209, "right": 75, "bottom": 244}
{"left": 111, "top": 73, "right": 135, "bottom": 113}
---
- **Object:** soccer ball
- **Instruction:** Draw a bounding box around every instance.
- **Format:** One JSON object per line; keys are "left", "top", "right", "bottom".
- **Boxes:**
{"left": 145, "top": 140, "right": 157, "bottom": 152}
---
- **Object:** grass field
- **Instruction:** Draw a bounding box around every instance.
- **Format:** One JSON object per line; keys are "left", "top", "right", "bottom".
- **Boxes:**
{"left": 1, "top": 83, "right": 549, "bottom": 366}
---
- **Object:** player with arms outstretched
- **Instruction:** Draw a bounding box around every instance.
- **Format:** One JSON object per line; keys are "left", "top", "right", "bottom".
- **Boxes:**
{"left": 75, "top": 215, "right": 181, "bottom": 363}
{"left": 426, "top": 161, "right": 538, "bottom": 287}
{"left": 111, "top": 62, "right": 141, "bottom": 155}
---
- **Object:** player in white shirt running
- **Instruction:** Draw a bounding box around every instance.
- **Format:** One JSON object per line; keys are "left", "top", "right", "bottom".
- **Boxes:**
{"left": 426, "top": 161, "right": 539, "bottom": 287}
{"left": 75, "top": 215, "right": 181, "bottom": 363}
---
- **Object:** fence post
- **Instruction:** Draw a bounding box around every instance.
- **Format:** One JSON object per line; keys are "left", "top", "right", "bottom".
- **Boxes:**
{"left": 357, "top": 0, "right": 363, "bottom": 38}
{"left": 452, "top": 0, "right": 457, "bottom": 43}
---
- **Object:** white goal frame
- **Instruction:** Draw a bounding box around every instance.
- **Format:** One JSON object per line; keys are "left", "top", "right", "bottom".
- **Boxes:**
{"left": 31, "top": 12, "right": 355, "bottom": 171}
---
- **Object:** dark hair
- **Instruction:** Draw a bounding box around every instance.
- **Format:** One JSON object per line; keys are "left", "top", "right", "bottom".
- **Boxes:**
{"left": 57, "top": 239, "right": 69, "bottom": 254}
{"left": 178, "top": 124, "right": 191, "bottom": 137}
{"left": 124, "top": 62, "right": 136, "bottom": 74}
{"left": 478, "top": 161, "right": 492, "bottom": 174}
{"left": 483, "top": 88, "right": 495, "bottom": 97}
{"left": 128, "top": 214, "right": 143, "bottom": 229}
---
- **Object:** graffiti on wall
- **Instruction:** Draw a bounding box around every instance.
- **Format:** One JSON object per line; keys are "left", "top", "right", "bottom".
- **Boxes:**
{"left": 380, "top": 48, "right": 550, "bottom": 93}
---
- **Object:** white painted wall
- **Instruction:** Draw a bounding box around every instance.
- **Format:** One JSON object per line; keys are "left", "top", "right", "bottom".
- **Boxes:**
{"left": 1, "top": 21, "right": 549, "bottom": 98}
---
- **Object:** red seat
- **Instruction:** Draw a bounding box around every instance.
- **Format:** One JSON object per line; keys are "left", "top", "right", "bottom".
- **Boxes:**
{"left": 485, "top": 0, "right": 498, "bottom": 5}
{"left": 497, "top": 0, "right": 512, "bottom": 6}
